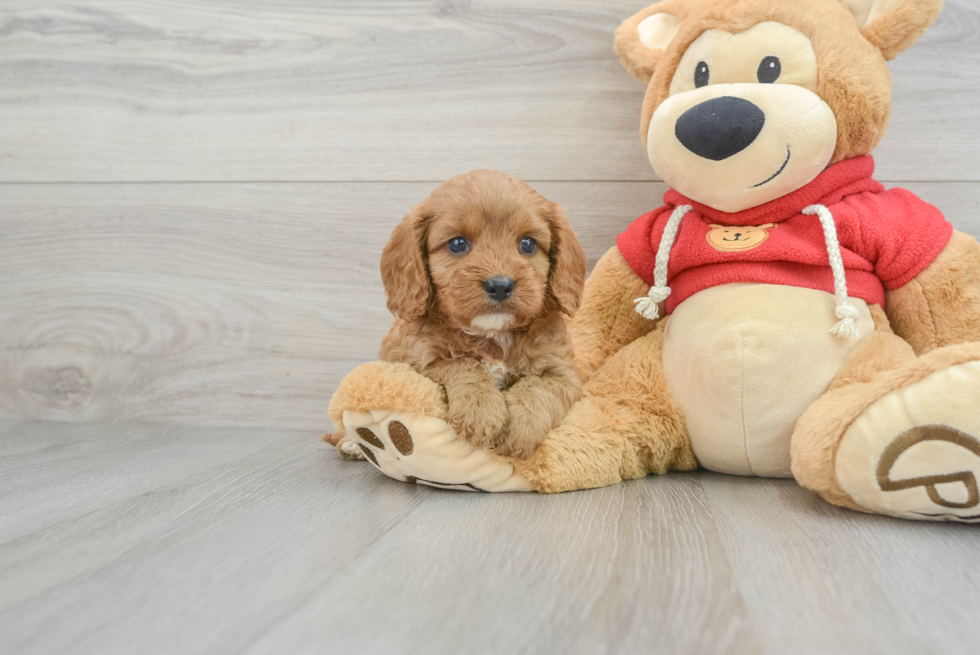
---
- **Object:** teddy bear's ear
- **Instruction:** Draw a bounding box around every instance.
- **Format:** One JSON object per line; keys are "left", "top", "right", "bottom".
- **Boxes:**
{"left": 840, "top": 0, "right": 944, "bottom": 61}
{"left": 614, "top": 1, "right": 688, "bottom": 82}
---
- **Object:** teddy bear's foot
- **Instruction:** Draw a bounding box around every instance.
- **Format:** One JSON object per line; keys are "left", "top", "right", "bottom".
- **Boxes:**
{"left": 832, "top": 345, "right": 980, "bottom": 522}
{"left": 329, "top": 361, "right": 532, "bottom": 492}
{"left": 342, "top": 410, "right": 532, "bottom": 492}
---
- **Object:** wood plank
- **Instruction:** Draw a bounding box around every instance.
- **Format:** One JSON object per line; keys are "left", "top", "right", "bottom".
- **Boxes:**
{"left": 0, "top": 420, "right": 432, "bottom": 653}
{"left": 245, "top": 475, "right": 756, "bottom": 655}
{"left": 701, "top": 474, "right": 980, "bottom": 655}
{"left": 0, "top": 0, "right": 976, "bottom": 182}
{"left": 1, "top": 181, "right": 977, "bottom": 430}
{"left": 2, "top": 420, "right": 977, "bottom": 655}
{"left": 0, "top": 421, "right": 309, "bottom": 541}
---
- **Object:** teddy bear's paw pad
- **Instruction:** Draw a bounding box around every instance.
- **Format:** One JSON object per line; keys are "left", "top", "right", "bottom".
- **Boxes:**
{"left": 836, "top": 360, "right": 980, "bottom": 522}
{"left": 342, "top": 410, "right": 533, "bottom": 493}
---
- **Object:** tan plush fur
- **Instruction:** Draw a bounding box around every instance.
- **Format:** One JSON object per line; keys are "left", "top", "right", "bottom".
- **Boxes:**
{"left": 613, "top": 0, "right": 700, "bottom": 82}
{"left": 376, "top": 170, "right": 586, "bottom": 459}
{"left": 569, "top": 245, "right": 655, "bottom": 382}
{"left": 516, "top": 319, "right": 697, "bottom": 493}
{"left": 858, "top": 0, "right": 945, "bottom": 61}
{"left": 886, "top": 231, "right": 980, "bottom": 355}
{"left": 328, "top": 361, "right": 448, "bottom": 427}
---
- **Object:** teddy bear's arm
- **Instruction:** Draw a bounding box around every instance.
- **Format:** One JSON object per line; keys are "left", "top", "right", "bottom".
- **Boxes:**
{"left": 569, "top": 245, "right": 656, "bottom": 382}
{"left": 886, "top": 230, "right": 980, "bottom": 355}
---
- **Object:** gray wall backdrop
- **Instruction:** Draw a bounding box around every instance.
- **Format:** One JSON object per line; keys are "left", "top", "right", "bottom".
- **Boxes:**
{"left": 1, "top": 0, "right": 978, "bottom": 430}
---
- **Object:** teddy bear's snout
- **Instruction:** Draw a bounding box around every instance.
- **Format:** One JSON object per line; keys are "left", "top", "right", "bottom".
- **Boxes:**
{"left": 674, "top": 96, "right": 766, "bottom": 161}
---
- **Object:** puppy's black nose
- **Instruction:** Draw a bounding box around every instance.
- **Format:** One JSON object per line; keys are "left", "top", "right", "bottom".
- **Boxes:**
{"left": 675, "top": 96, "right": 765, "bottom": 161}
{"left": 484, "top": 276, "right": 515, "bottom": 302}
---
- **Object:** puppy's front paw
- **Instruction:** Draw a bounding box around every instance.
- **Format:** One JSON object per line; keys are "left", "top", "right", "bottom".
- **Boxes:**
{"left": 496, "top": 414, "right": 549, "bottom": 460}
{"left": 449, "top": 396, "right": 509, "bottom": 451}
{"left": 494, "top": 430, "right": 546, "bottom": 459}
{"left": 496, "top": 392, "right": 554, "bottom": 459}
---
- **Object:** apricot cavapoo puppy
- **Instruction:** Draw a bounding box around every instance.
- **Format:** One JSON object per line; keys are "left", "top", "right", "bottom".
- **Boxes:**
{"left": 340, "top": 169, "right": 587, "bottom": 459}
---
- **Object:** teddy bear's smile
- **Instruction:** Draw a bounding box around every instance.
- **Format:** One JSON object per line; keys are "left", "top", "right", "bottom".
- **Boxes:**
{"left": 751, "top": 146, "right": 792, "bottom": 188}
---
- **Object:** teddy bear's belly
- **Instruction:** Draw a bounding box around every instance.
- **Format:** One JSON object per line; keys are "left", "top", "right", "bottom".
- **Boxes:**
{"left": 661, "top": 283, "right": 876, "bottom": 478}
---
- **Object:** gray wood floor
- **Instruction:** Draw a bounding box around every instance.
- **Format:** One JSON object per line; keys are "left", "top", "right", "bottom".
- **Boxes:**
{"left": 1, "top": 419, "right": 978, "bottom": 655}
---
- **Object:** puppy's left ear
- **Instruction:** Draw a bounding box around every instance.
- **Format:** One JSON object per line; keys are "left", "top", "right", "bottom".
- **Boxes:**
{"left": 545, "top": 202, "right": 587, "bottom": 317}
{"left": 380, "top": 205, "right": 433, "bottom": 321}
{"left": 841, "top": 0, "right": 944, "bottom": 60}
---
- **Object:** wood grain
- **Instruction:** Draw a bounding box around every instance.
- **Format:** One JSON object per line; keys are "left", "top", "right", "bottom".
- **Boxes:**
{"left": 0, "top": 0, "right": 977, "bottom": 182}
{"left": 0, "top": 181, "right": 662, "bottom": 429}
{"left": 0, "top": 420, "right": 977, "bottom": 655}
{"left": 1, "top": 181, "right": 977, "bottom": 430}
{"left": 702, "top": 475, "right": 980, "bottom": 654}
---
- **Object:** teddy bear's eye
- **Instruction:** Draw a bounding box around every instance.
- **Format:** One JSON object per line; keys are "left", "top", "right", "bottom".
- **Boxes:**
{"left": 758, "top": 56, "right": 781, "bottom": 84}
{"left": 447, "top": 236, "right": 469, "bottom": 255}
{"left": 694, "top": 61, "right": 710, "bottom": 88}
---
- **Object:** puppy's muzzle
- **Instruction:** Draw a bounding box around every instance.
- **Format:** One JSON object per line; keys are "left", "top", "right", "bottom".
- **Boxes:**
{"left": 675, "top": 96, "right": 766, "bottom": 161}
{"left": 484, "top": 276, "right": 515, "bottom": 302}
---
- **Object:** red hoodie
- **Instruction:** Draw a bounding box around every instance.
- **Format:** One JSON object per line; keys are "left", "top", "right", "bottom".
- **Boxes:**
{"left": 616, "top": 156, "right": 952, "bottom": 314}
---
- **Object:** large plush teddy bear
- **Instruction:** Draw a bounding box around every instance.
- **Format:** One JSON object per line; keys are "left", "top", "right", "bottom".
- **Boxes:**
{"left": 329, "top": 0, "right": 980, "bottom": 522}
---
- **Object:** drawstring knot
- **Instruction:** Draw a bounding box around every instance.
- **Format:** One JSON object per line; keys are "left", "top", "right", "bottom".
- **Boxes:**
{"left": 803, "top": 204, "right": 862, "bottom": 340}
{"left": 832, "top": 303, "right": 862, "bottom": 340}
{"left": 633, "top": 286, "right": 671, "bottom": 320}
{"left": 633, "top": 205, "right": 693, "bottom": 320}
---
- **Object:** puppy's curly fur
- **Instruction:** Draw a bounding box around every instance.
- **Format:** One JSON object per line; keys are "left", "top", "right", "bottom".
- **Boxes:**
{"left": 366, "top": 169, "right": 586, "bottom": 458}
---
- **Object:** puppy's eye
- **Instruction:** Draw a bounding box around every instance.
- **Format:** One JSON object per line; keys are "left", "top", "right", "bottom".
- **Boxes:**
{"left": 519, "top": 237, "right": 537, "bottom": 255}
{"left": 758, "top": 56, "right": 781, "bottom": 84}
{"left": 447, "top": 237, "right": 469, "bottom": 255}
{"left": 694, "top": 61, "right": 710, "bottom": 88}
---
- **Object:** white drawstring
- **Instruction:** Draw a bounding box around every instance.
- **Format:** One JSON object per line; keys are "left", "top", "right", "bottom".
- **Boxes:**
{"left": 634, "top": 202, "right": 861, "bottom": 340}
{"left": 634, "top": 205, "right": 693, "bottom": 320}
{"left": 803, "top": 204, "right": 862, "bottom": 340}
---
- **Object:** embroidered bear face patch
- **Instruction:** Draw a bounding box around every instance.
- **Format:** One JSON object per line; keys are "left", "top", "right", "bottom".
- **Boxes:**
{"left": 706, "top": 223, "right": 776, "bottom": 252}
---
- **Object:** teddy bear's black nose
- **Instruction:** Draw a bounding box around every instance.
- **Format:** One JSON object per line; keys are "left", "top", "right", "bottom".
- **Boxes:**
{"left": 484, "top": 276, "right": 515, "bottom": 302}
{"left": 675, "top": 96, "right": 766, "bottom": 161}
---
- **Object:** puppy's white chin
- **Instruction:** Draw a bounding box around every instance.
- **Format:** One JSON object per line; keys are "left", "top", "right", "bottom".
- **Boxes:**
{"left": 470, "top": 312, "right": 514, "bottom": 333}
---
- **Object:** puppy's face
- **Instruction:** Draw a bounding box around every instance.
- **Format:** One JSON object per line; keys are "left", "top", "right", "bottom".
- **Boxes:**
{"left": 380, "top": 170, "right": 586, "bottom": 332}
{"left": 426, "top": 180, "right": 553, "bottom": 334}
